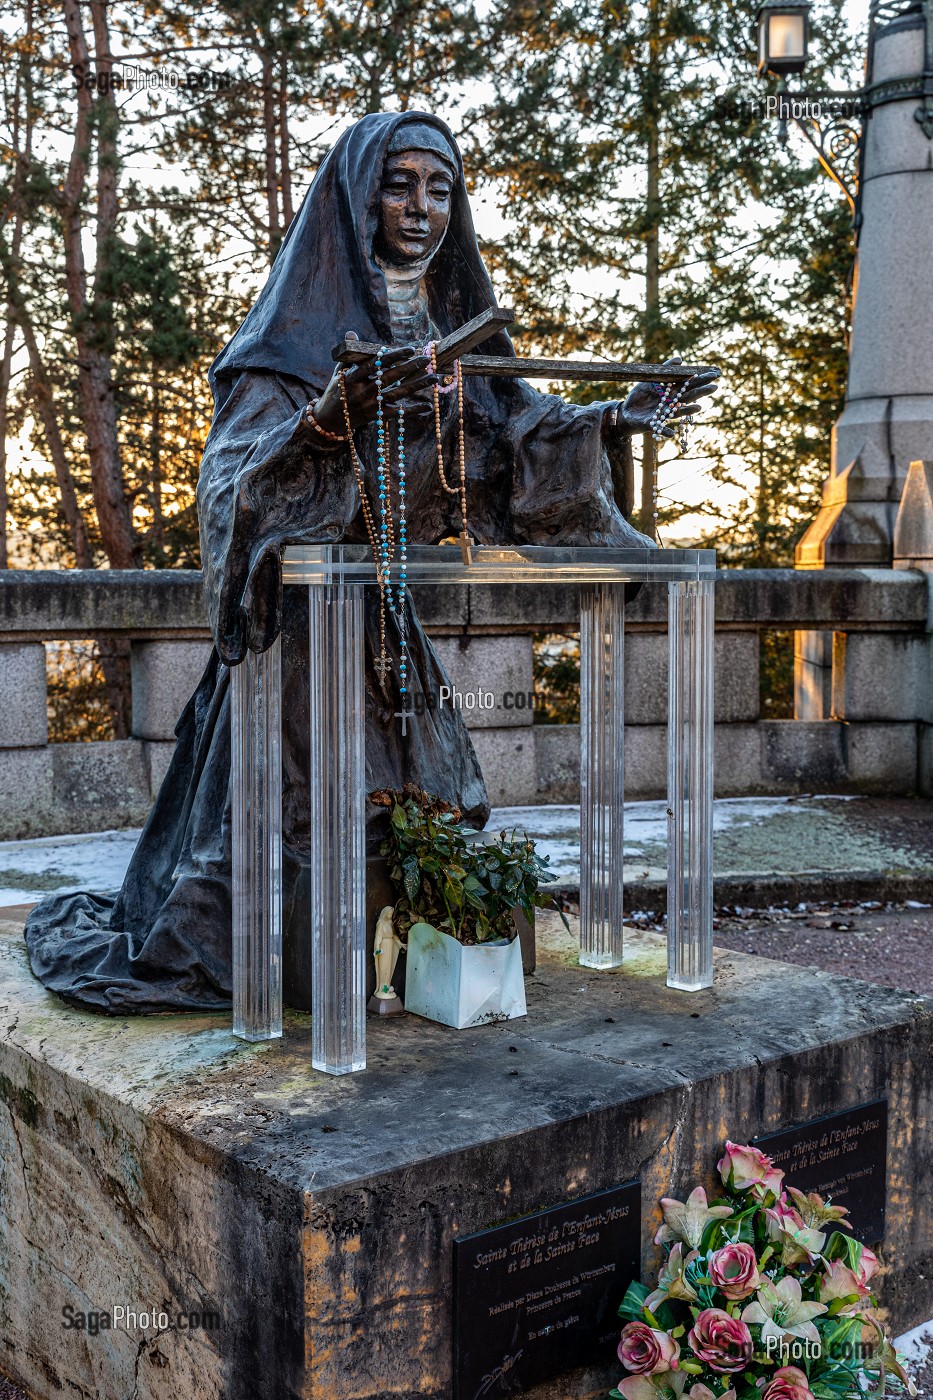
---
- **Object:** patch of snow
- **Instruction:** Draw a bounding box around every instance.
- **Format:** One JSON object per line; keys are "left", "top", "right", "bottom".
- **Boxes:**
{"left": 894, "top": 1318, "right": 933, "bottom": 1366}
{"left": 489, "top": 796, "right": 847, "bottom": 883}
{"left": 0, "top": 794, "right": 875, "bottom": 908}
{"left": 0, "top": 828, "right": 141, "bottom": 907}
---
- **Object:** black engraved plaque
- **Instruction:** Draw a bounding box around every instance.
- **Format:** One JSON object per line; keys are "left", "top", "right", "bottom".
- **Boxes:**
{"left": 755, "top": 1098, "right": 887, "bottom": 1242}
{"left": 453, "top": 1180, "right": 640, "bottom": 1400}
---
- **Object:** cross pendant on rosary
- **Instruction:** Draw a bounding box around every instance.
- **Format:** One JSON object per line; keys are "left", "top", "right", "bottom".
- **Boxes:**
{"left": 459, "top": 531, "right": 474, "bottom": 565}
{"left": 394, "top": 707, "right": 415, "bottom": 737}
{"left": 374, "top": 652, "right": 392, "bottom": 686}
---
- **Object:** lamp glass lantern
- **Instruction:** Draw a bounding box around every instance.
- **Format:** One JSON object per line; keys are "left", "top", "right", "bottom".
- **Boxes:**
{"left": 756, "top": 0, "right": 810, "bottom": 76}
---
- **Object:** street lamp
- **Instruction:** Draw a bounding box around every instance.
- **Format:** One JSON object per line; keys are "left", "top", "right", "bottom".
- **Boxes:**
{"left": 754, "top": 0, "right": 865, "bottom": 214}
{"left": 756, "top": 0, "right": 810, "bottom": 78}
{"left": 754, "top": 0, "right": 933, "bottom": 220}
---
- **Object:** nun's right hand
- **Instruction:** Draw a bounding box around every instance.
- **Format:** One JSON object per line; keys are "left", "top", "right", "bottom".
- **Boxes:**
{"left": 313, "top": 343, "right": 439, "bottom": 436}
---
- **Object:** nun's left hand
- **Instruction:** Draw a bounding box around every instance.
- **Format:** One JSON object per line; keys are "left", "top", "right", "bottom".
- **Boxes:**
{"left": 616, "top": 358, "right": 720, "bottom": 436}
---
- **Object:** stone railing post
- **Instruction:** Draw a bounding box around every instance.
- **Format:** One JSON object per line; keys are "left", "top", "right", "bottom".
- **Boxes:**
{"left": 893, "top": 460, "right": 933, "bottom": 793}
{"left": 794, "top": 631, "right": 833, "bottom": 720}
{"left": 130, "top": 640, "right": 213, "bottom": 794}
{"left": 0, "top": 643, "right": 53, "bottom": 839}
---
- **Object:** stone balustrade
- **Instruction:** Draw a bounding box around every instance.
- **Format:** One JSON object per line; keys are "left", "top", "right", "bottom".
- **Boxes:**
{"left": 0, "top": 566, "right": 930, "bottom": 839}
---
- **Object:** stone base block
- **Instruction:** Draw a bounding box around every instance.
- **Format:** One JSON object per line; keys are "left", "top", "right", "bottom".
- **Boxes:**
{"left": 1, "top": 917, "right": 932, "bottom": 1400}
{"left": 470, "top": 726, "right": 538, "bottom": 805}
{"left": 0, "top": 749, "right": 53, "bottom": 840}
{"left": 714, "top": 723, "right": 763, "bottom": 793}
{"left": 760, "top": 720, "right": 848, "bottom": 788}
{"left": 623, "top": 724, "right": 667, "bottom": 798}
{"left": 920, "top": 724, "right": 933, "bottom": 798}
{"left": 534, "top": 724, "right": 763, "bottom": 804}
{"left": 52, "top": 740, "right": 151, "bottom": 829}
{"left": 843, "top": 722, "right": 918, "bottom": 792}
{"left": 143, "top": 739, "right": 177, "bottom": 798}
{"left": 534, "top": 723, "right": 581, "bottom": 802}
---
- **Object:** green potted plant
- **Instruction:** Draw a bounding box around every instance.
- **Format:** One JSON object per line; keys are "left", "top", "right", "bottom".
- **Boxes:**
{"left": 373, "top": 786, "right": 561, "bottom": 1028}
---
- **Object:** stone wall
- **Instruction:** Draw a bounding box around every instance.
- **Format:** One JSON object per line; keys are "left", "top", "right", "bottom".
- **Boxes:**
{"left": 0, "top": 566, "right": 930, "bottom": 838}
{"left": 419, "top": 568, "right": 933, "bottom": 805}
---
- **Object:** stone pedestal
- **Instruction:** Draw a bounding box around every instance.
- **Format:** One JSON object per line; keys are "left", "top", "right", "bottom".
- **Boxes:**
{"left": 1, "top": 913, "right": 932, "bottom": 1400}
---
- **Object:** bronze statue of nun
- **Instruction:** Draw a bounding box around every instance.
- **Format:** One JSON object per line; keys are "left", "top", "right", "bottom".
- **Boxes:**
{"left": 24, "top": 111, "right": 713, "bottom": 1013}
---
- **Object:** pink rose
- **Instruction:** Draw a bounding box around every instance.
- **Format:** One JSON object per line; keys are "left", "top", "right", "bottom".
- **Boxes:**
{"left": 766, "top": 1196, "right": 805, "bottom": 1232}
{"left": 818, "top": 1259, "right": 872, "bottom": 1311}
{"left": 765, "top": 1199, "right": 807, "bottom": 1247}
{"left": 708, "top": 1242, "right": 761, "bottom": 1300}
{"left": 718, "top": 1141, "right": 784, "bottom": 1194}
{"left": 857, "top": 1246, "right": 879, "bottom": 1284}
{"left": 618, "top": 1321, "right": 681, "bottom": 1375}
{"left": 761, "top": 1366, "right": 816, "bottom": 1400}
{"left": 687, "top": 1308, "right": 753, "bottom": 1373}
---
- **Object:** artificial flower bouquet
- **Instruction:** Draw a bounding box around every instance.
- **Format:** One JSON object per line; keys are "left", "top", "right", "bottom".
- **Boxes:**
{"left": 613, "top": 1141, "right": 915, "bottom": 1400}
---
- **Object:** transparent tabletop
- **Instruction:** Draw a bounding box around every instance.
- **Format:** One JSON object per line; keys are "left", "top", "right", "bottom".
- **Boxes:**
{"left": 282, "top": 543, "right": 717, "bottom": 585}
{"left": 232, "top": 539, "right": 716, "bottom": 1073}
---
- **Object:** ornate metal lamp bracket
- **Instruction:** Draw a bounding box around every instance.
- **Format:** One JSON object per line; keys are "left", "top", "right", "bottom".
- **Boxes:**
{"left": 775, "top": 87, "right": 863, "bottom": 212}
{"left": 791, "top": 104, "right": 862, "bottom": 210}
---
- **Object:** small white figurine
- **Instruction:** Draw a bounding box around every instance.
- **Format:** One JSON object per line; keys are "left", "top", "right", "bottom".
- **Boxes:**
{"left": 368, "top": 906, "right": 405, "bottom": 1016}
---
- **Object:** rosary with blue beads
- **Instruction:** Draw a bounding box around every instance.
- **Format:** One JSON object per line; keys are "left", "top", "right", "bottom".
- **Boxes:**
{"left": 336, "top": 345, "right": 472, "bottom": 702}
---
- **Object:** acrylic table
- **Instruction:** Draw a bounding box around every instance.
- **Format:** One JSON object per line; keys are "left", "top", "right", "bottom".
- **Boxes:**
{"left": 230, "top": 543, "right": 716, "bottom": 1075}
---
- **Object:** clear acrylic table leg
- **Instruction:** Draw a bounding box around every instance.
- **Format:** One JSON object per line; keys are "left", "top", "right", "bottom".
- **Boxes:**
{"left": 667, "top": 579, "right": 714, "bottom": 990}
{"left": 309, "top": 580, "right": 367, "bottom": 1074}
{"left": 579, "top": 583, "right": 625, "bottom": 969}
{"left": 232, "top": 639, "right": 283, "bottom": 1041}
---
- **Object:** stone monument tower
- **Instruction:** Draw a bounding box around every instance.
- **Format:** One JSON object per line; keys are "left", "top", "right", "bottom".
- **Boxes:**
{"left": 795, "top": 0, "right": 933, "bottom": 715}
{"left": 797, "top": 0, "right": 933, "bottom": 570}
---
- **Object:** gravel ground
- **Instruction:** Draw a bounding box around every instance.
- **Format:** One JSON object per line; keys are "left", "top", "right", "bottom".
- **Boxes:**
{"left": 711, "top": 898, "right": 933, "bottom": 996}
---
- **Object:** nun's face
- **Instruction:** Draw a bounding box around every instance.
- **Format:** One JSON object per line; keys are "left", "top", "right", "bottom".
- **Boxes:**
{"left": 378, "top": 150, "right": 454, "bottom": 264}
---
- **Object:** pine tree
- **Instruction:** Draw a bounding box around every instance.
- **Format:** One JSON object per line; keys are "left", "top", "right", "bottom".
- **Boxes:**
{"left": 469, "top": 0, "right": 856, "bottom": 548}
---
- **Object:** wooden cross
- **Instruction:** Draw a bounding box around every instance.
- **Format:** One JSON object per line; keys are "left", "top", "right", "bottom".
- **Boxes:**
{"left": 333, "top": 306, "right": 719, "bottom": 386}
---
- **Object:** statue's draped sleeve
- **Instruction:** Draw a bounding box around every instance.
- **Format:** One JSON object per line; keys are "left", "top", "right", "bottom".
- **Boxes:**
{"left": 197, "top": 369, "right": 357, "bottom": 664}
{"left": 457, "top": 376, "right": 646, "bottom": 550}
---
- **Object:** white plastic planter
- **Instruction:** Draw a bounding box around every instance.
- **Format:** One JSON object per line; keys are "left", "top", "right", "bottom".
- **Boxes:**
{"left": 403, "top": 922, "right": 527, "bottom": 1029}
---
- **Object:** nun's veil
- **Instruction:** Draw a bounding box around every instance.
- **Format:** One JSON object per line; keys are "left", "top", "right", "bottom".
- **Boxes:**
{"left": 208, "top": 111, "right": 514, "bottom": 406}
